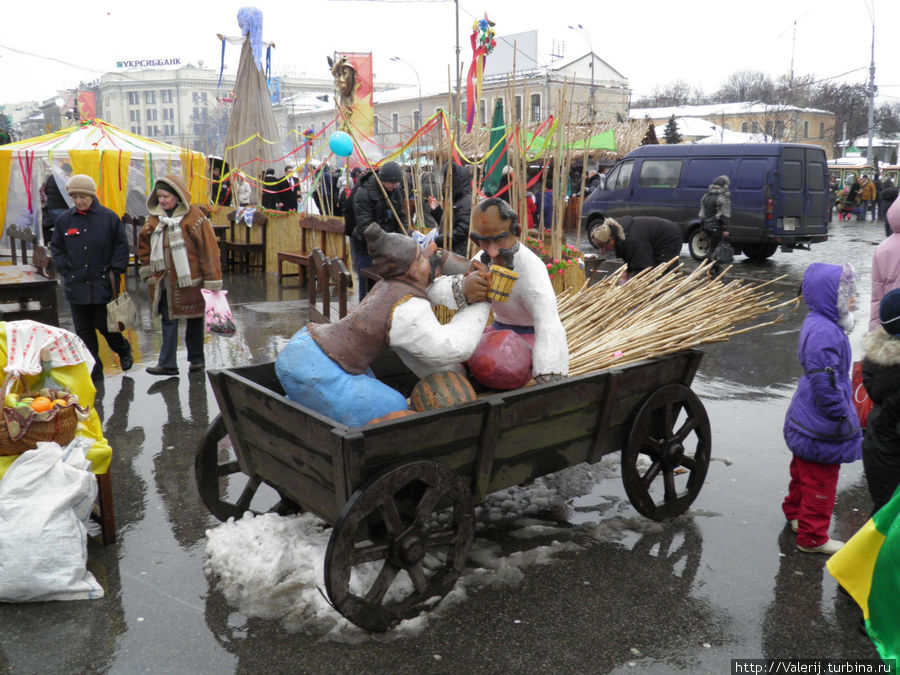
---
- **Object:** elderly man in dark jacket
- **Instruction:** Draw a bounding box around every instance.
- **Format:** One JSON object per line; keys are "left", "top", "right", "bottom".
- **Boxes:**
{"left": 351, "top": 161, "right": 408, "bottom": 299}
{"left": 50, "top": 174, "right": 133, "bottom": 380}
{"left": 589, "top": 215, "right": 683, "bottom": 275}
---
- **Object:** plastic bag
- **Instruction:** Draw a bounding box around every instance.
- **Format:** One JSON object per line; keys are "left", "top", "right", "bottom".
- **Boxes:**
{"left": 852, "top": 360, "right": 873, "bottom": 428}
{"left": 0, "top": 439, "right": 104, "bottom": 601}
{"left": 201, "top": 288, "right": 236, "bottom": 336}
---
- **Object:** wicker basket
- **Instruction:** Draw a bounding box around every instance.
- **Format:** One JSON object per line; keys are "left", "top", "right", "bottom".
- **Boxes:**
{"left": 0, "top": 374, "right": 85, "bottom": 456}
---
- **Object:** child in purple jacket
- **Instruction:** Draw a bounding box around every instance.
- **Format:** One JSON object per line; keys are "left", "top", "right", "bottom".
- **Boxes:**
{"left": 782, "top": 262, "right": 863, "bottom": 555}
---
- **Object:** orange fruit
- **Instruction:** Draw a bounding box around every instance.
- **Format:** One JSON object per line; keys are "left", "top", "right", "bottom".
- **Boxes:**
{"left": 30, "top": 396, "right": 53, "bottom": 412}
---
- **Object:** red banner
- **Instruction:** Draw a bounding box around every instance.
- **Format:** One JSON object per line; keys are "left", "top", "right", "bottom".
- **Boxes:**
{"left": 77, "top": 91, "right": 96, "bottom": 121}
{"left": 338, "top": 52, "right": 373, "bottom": 138}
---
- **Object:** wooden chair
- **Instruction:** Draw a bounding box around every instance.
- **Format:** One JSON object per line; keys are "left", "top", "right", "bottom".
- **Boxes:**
{"left": 308, "top": 248, "right": 351, "bottom": 324}
{"left": 121, "top": 214, "right": 145, "bottom": 277}
{"left": 90, "top": 471, "right": 116, "bottom": 545}
{"left": 277, "top": 215, "right": 349, "bottom": 286}
{"left": 223, "top": 210, "right": 267, "bottom": 273}
{"left": 6, "top": 224, "right": 37, "bottom": 265}
{"left": 31, "top": 245, "right": 55, "bottom": 279}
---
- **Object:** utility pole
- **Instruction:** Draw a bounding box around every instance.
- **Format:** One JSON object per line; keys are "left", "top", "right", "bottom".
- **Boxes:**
{"left": 454, "top": 0, "right": 461, "bottom": 138}
{"left": 866, "top": 22, "right": 876, "bottom": 165}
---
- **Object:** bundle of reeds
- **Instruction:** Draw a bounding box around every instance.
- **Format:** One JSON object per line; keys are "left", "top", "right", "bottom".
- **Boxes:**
{"left": 561, "top": 259, "right": 798, "bottom": 376}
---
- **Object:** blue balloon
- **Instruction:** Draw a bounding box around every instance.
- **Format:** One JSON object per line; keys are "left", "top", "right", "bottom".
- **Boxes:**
{"left": 329, "top": 131, "right": 354, "bottom": 157}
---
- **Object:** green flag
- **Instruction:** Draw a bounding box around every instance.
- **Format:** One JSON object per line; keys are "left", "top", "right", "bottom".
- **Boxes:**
{"left": 483, "top": 98, "right": 507, "bottom": 196}
{"left": 828, "top": 487, "right": 900, "bottom": 665}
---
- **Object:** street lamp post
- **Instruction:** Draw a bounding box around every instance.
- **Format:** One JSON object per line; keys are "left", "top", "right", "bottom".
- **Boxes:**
{"left": 568, "top": 24, "right": 594, "bottom": 121}
{"left": 863, "top": 1, "right": 876, "bottom": 165}
{"left": 390, "top": 56, "right": 423, "bottom": 131}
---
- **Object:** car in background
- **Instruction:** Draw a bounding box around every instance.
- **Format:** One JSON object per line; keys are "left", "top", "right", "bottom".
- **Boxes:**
{"left": 581, "top": 143, "right": 830, "bottom": 261}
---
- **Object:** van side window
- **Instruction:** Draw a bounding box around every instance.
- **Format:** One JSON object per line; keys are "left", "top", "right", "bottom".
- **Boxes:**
{"left": 735, "top": 159, "right": 768, "bottom": 189}
{"left": 807, "top": 162, "right": 826, "bottom": 191}
{"left": 638, "top": 160, "right": 682, "bottom": 188}
{"left": 685, "top": 159, "right": 734, "bottom": 188}
{"left": 614, "top": 161, "right": 633, "bottom": 189}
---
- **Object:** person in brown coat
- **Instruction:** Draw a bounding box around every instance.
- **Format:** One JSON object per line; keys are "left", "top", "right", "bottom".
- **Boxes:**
{"left": 138, "top": 174, "right": 223, "bottom": 376}
{"left": 861, "top": 175, "right": 877, "bottom": 222}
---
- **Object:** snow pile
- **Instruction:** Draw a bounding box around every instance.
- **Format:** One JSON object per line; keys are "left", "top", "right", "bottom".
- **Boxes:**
{"left": 204, "top": 461, "right": 623, "bottom": 639}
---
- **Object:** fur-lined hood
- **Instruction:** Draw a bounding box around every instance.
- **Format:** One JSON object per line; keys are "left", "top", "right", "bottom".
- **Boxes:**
{"left": 863, "top": 326, "right": 900, "bottom": 366}
{"left": 146, "top": 174, "right": 192, "bottom": 218}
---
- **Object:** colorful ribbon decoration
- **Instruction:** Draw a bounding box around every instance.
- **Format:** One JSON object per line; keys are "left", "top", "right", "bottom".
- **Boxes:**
{"left": 465, "top": 14, "right": 496, "bottom": 134}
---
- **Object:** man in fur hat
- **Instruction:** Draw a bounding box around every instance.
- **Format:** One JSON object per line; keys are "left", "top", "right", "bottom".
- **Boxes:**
{"left": 589, "top": 215, "right": 683, "bottom": 275}
{"left": 275, "top": 223, "right": 491, "bottom": 427}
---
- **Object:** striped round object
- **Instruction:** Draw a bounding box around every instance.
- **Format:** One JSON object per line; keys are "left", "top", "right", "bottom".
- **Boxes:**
{"left": 410, "top": 371, "right": 477, "bottom": 412}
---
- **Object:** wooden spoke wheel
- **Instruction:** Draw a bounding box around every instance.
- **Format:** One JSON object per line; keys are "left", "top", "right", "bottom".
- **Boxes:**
{"left": 195, "top": 415, "right": 300, "bottom": 521}
{"left": 324, "top": 460, "right": 474, "bottom": 632}
{"left": 622, "top": 383, "right": 711, "bottom": 521}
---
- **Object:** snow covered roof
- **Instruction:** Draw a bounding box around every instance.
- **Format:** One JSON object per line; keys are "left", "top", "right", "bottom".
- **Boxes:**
{"left": 663, "top": 116, "right": 722, "bottom": 138}
{"left": 695, "top": 128, "right": 768, "bottom": 144}
{"left": 631, "top": 101, "right": 834, "bottom": 119}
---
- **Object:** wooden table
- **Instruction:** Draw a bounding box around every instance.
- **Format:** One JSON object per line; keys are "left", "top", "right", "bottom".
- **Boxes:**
{"left": 212, "top": 224, "right": 229, "bottom": 268}
{"left": 0, "top": 264, "right": 59, "bottom": 326}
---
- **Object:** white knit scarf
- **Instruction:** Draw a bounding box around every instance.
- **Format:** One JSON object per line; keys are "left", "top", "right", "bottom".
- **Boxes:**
{"left": 150, "top": 215, "right": 193, "bottom": 288}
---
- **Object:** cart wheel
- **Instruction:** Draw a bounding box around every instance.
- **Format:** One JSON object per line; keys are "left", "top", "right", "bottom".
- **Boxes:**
{"left": 324, "top": 460, "right": 474, "bottom": 632}
{"left": 195, "top": 415, "right": 300, "bottom": 521}
{"left": 622, "top": 383, "right": 711, "bottom": 521}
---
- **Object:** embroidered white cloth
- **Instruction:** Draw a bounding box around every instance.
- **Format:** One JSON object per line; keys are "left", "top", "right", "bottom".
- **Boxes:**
{"left": 4, "top": 320, "right": 94, "bottom": 376}
{"left": 235, "top": 206, "right": 257, "bottom": 226}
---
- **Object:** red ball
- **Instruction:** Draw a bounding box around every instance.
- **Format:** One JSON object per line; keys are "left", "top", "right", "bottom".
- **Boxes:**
{"left": 466, "top": 329, "right": 532, "bottom": 390}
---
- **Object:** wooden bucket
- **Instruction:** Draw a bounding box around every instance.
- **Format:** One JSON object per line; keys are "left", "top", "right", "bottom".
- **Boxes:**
{"left": 487, "top": 265, "right": 518, "bottom": 303}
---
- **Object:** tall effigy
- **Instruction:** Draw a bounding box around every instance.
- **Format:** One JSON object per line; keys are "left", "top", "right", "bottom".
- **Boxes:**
{"left": 222, "top": 7, "right": 281, "bottom": 177}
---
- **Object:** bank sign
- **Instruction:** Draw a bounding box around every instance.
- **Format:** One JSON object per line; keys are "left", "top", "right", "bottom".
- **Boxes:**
{"left": 116, "top": 58, "right": 182, "bottom": 68}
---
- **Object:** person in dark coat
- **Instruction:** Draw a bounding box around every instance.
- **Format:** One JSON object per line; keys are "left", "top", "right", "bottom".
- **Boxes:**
{"left": 698, "top": 175, "right": 731, "bottom": 276}
{"left": 261, "top": 168, "right": 279, "bottom": 210}
{"left": 41, "top": 163, "right": 73, "bottom": 244}
{"left": 49, "top": 174, "right": 134, "bottom": 381}
{"left": 861, "top": 289, "right": 900, "bottom": 513}
{"left": 277, "top": 166, "right": 299, "bottom": 211}
{"left": 589, "top": 216, "right": 682, "bottom": 275}
{"left": 351, "top": 161, "right": 407, "bottom": 299}
{"left": 781, "top": 262, "right": 862, "bottom": 555}
{"left": 425, "top": 163, "right": 472, "bottom": 256}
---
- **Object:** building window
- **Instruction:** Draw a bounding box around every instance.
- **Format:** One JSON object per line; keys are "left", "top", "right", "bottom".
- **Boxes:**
{"left": 130, "top": 125, "right": 141, "bottom": 135}
{"left": 480, "top": 99, "right": 486, "bottom": 125}
{"left": 819, "top": 122, "right": 825, "bottom": 138}
{"left": 127, "top": 91, "right": 139, "bottom": 105}
{"left": 741, "top": 122, "right": 748, "bottom": 133}
{"left": 193, "top": 124, "right": 203, "bottom": 135}
{"left": 144, "top": 91, "right": 156, "bottom": 105}
{"left": 751, "top": 121, "right": 759, "bottom": 134}
{"left": 413, "top": 109, "right": 421, "bottom": 130}
{"left": 775, "top": 120, "right": 784, "bottom": 138}
{"left": 192, "top": 107, "right": 200, "bottom": 120}
{"left": 392, "top": 113, "right": 399, "bottom": 132}
{"left": 161, "top": 90, "right": 173, "bottom": 103}
{"left": 515, "top": 96, "right": 522, "bottom": 122}
{"left": 147, "top": 125, "right": 160, "bottom": 136}
{"left": 765, "top": 121, "right": 773, "bottom": 137}
{"left": 163, "top": 108, "right": 174, "bottom": 121}
{"left": 201, "top": 92, "right": 208, "bottom": 103}
{"left": 530, "top": 94, "right": 541, "bottom": 122}
{"left": 163, "top": 124, "right": 175, "bottom": 135}
{"left": 104, "top": 97, "right": 110, "bottom": 110}
{"left": 803, "top": 121, "right": 809, "bottom": 138}
{"left": 129, "top": 110, "right": 140, "bottom": 122}
{"left": 193, "top": 141, "right": 202, "bottom": 151}
{"left": 722, "top": 122, "right": 730, "bottom": 130}
{"left": 192, "top": 92, "right": 200, "bottom": 104}
{"left": 321, "top": 121, "right": 326, "bottom": 130}
{"left": 146, "top": 109, "right": 158, "bottom": 121}
{"left": 374, "top": 117, "right": 379, "bottom": 135}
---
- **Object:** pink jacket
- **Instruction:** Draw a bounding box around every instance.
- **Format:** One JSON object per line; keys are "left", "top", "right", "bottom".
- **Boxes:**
{"left": 870, "top": 198, "right": 900, "bottom": 329}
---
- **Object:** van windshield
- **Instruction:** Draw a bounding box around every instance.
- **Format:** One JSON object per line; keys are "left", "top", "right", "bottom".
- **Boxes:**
{"left": 609, "top": 161, "right": 633, "bottom": 189}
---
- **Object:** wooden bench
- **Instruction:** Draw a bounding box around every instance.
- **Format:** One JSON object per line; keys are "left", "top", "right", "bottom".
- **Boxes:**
{"left": 308, "top": 248, "right": 351, "bottom": 324}
{"left": 277, "top": 215, "right": 348, "bottom": 286}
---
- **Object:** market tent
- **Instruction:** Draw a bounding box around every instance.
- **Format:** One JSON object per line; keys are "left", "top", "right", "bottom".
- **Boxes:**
{"left": 0, "top": 119, "right": 206, "bottom": 239}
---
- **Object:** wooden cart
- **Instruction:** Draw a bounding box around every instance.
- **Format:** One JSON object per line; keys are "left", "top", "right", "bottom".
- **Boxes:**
{"left": 196, "top": 349, "right": 710, "bottom": 631}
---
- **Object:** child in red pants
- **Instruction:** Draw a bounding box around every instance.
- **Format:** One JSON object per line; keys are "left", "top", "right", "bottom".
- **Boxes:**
{"left": 782, "top": 262, "right": 863, "bottom": 554}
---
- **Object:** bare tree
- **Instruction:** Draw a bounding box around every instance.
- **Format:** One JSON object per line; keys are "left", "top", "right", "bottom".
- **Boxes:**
{"left": 633, "top": 80, "right": 702, "bottom": 108}
{"left": 716, "top": 70, "right": 775, "bottom": 103}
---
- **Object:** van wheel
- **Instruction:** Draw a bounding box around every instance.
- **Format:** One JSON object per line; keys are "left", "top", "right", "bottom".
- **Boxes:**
{"left": 687, "top": 229, "right": 710, "bottom": 261}
{"left": 742, "top": 243, "right": 778, "bottom": 261}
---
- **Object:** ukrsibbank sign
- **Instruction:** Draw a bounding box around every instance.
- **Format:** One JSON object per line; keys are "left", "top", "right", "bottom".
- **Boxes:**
{"left": 116, "top": 58, "right": 182, "bottom": 68}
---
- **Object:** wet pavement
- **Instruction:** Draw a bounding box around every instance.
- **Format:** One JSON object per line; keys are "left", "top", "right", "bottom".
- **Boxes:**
{"left": 0, "top": 218, "right": 889, "bottom": 674}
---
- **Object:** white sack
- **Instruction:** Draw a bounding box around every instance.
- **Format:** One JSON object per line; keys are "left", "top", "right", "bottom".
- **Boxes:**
{"left": 0, "top": 439, "right": 104, "bottom": 601}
